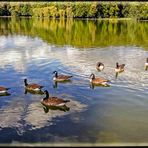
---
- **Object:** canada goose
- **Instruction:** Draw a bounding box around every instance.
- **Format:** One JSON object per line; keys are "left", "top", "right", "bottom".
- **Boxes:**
{"left": 115, "top": 62, "right": 125, "bottom": 73}
{"left": 41, "top": 90, "right": 70, "bottom": 107}
{"left": 0, "top": 86, "right": 10, "bottom": 94}
{"left": 24, "top": 79, "right": 44, "bottom": 91}
{"left": 53, "top": 71, "right": 72, "bottom": 82}
{"left": 96, "top": 62, "right": 104, "bottom": 71}
{"left": 145, "top": 58, "right": 148, "bottom": 70}
{"left": 89, "top": 73, "right": 110, "bottom": 86}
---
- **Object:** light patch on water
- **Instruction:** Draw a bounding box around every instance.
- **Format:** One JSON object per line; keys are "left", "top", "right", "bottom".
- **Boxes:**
{"left": 25, "top": 99, "right": 87, "bottom": 131}
{"left": 0, "top": 96, "right": 87, "bottom": 135}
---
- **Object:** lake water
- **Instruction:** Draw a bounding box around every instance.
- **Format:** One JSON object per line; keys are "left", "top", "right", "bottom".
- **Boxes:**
{"left": 0, "top": 18, "right": 148, "bottom": 146}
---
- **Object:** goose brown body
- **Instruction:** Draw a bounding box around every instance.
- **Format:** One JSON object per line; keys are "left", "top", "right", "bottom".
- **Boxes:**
{"left": 41, "top": 90, "right": 70, "bottom": 107}
{"left": 24, "top": 79, "right": 44, "bottom": 91}
{"left": 90, "top": 73, "right": 110, "bottom": 85}
{"left": 53, "top": 71, "right": 72, "bottom": 82}
{"left": 96, "top": 62, "right": 104, "bottom": 71}
{"left": 0, "top": 86, "right": 10, "bottom": 93}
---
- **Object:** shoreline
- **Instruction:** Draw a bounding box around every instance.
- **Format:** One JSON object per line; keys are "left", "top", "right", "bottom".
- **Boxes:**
{"left": 1, "top": 16, "right": 148, "bottom": 21}
{"left": 0, "top": 16, "right": 133, "bottom": 21}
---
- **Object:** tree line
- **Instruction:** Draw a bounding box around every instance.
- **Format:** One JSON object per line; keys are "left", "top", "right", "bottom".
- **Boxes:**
{"left": 0, "top": 2, "right": 148, "bottom": 20}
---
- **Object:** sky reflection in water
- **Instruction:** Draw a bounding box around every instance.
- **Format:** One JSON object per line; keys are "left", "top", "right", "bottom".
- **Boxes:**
{"left": 0, "top": 31, "right": 148, "bottom": 144}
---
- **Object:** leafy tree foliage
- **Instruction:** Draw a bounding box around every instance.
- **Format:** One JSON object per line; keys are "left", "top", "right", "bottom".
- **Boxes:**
{"left": 0, "top": 2, "right": 148, "bottom": 20}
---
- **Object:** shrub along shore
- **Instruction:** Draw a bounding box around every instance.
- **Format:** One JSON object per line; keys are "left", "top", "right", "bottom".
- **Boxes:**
{"left": 0, "top": 2, "right": 148, "bottom": 20}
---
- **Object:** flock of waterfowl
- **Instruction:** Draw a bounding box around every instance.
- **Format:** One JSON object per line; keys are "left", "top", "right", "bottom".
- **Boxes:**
{"left": 0, "top": 57, "right": 148, "bottom": 108}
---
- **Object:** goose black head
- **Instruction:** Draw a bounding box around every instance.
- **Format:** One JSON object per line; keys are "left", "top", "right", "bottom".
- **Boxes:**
{"left": 90, "top": 73, "right": 95, "bottom": 79}
{"left": 116, "top": 62, "right": 119, "bottom": 68}
{"left": 43, "top": 90, "right": 49, "bottom": 100}
{"left": 24, "top": 79, "right": 28, "bottom": 86}
{"left": 53, "top": 71, "right": 58, "bottom": 77}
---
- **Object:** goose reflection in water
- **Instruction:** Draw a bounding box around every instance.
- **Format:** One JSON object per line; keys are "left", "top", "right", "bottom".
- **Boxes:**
{"left": 115, "top": 72, "right": 119, "bottom": 79}
{"left": 145, "top": 66, "right": 148, "bottom": 71}
{"left": 53, "top": 80, "right": 72, "bottom": 89}
{"left": 89, "top": 83, "right": 110, "bottom": 89}
{"left": 145, "top": 57, "right": 148, "bottom": 71}
{"left": 42, "top": 104, "right": 70, "bottom": 113}
{"left": 24, "top": 89, "right": 44, "bottom": 95}
{"left": 115, "top": 70, "right": 125, "bottom": 79}
{"left": 0, "top": 92, "right": 11, "bottom": 97}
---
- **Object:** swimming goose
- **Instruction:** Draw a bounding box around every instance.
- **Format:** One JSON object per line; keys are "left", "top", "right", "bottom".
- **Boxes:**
{"left": 89, "top": 73, "right": 110, "bottom": 86}
{"left": 0, "top": 86, "right": 10, "bottom": 94}
{"left": 53, "top": 71, "right": 73, "bottom": 82}
{"left": 24, "top": 79, "right": 44, "bottom": 91}
{"left": 41, "top": 90, "right": 70, "bottom": 107}
{"left": 96, "top": 62, "right": 104, "bottom": 71}
{"left": 115, "top": 62, "right": 125, "bottom": 73}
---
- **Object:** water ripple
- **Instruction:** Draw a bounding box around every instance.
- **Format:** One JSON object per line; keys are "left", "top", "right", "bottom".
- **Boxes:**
{"left": 0, "top": 35, "right": 148, "bottom": 143}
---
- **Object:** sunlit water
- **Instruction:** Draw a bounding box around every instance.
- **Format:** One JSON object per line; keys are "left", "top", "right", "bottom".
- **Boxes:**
{"left": 0, "top": 18, "right": 148, "bottom": 145}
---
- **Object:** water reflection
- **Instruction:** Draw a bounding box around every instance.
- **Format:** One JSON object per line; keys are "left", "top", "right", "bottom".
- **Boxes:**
{"left": 53, "top": 80, "right": 72, "bottom": 89}
{"left": 0, "top": 97, "right": 87, "bottom": 134}
{"left": 115, "top": 72, "right": 119, "bottom": 79}
{"left": 89, "top": 83, "right": 111, "bottom": 89}
{"left": 0, "top": 36, "right": 147, "bottom": 93}
{"left": 145, "top": 66, "right": 148, "bottom": 71}
{"left": 0, "top": 99, "right": 26, "bottom": 135}
{"left": 24, "top": 89, "right": 44, "bottom": 95}
{"left": 0, "top": 18, "right": 148, "bottom": 143}
{"left": 115, "top": 71, "right": 124, "bottom": 79}
{"left": 25, "top": 100, "right": 87, "bottom": 131}
{"left": 42, "top": 104, "right": 70, "bottom": 113}
{"left": 0, "top": 18, "right": 148, "bottom": 49}
{"left": 0, "top": 92, "right": 11, "bottom": 97}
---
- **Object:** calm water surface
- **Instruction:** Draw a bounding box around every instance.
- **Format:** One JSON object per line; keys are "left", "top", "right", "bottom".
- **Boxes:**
{"left": 0, "top": 18, "right": 148, "bottom": 145}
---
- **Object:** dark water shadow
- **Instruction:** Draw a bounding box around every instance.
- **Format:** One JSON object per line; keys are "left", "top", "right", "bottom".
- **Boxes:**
{"left": 53, "top": 80, "right": 72, "bottom": 89}
{"left": 0, "top": 92, "right": 11, "bottom": 97}
{"left": 24, "top": 89, "right": 44, "bottom": 95}
{"left": 145, "top": 66, "right": 148, "bottom": 71}
{"left": 41, "top": 103, "right": 70, "bottom": 113}
{"left": 115, "top": 71, "right": 124, "bottom": 79}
